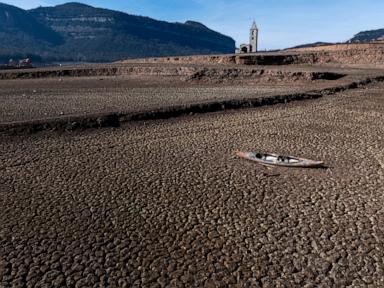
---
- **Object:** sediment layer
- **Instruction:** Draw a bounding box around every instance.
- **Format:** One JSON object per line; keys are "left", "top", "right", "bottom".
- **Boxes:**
{"left": 0, "top": 65, "right": 346, "bottom": 82}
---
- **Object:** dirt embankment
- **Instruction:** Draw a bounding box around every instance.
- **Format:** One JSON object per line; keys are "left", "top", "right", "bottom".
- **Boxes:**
{"left": 293, "top": 45, "right": 384, "bottom": 65}
{"left": 0, "top": 65, "right": 346, "bottom": 84}
{"left": 2, "top": 44, "right": 383, "bottom": 81}
{"left": 120, "top": 54, "right": 305, "bottom": 65}
{"left": 0, "top": 66, "right": 199, "bottom": 80}
{"left": 288, "top": 42, "right": 384, "bottom": 52}
{"left": 185, "top": 69, "right": 345, "bottom": 83}
{"left": 121, "top": 43, "right": 384, "bottom": 66}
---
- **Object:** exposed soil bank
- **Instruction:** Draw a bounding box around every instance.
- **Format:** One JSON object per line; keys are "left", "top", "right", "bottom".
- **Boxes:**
{"left": 1, "top": 75, "right": 383, "bottom": 135}
{"left": 0, "top": 66, "right": 197, "bottom": 80}
{"left": 185, "top": 69, "right": 345, "bottom": 83}
{"left": 0, "top": 65, "right": 346, "bottom": 83}
{"left": 122, "top": 43, "right": 384, "bottom": 66}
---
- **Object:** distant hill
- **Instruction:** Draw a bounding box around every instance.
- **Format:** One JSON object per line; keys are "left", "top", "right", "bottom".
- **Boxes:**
{"left": 348, "top": 28, "right": 384, "bottom": 43}
{"left": 0, "top": 3, "right": 62, "bottom": 63}
{"left": 0, "top": 2, "right": 235, "bottom": 63}
{"left": 289, "top": 28, "right": 384, "bottom": 50}
{"left": 290, "top": 42, "right": 333, "bottom": 49}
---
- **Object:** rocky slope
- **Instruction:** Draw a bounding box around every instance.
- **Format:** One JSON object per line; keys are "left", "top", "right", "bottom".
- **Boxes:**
{"left": 0, "top": 2, "right": 235, "bottom": 63}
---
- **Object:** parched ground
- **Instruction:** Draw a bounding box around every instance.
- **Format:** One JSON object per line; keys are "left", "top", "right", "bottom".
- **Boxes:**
{"left": 0, "top": 64, "right": 380, "bottom": 124}
{"left": 1, "top": 79, "right": 384, "bottom": 287}
{"left": 0, "top": 76, "right": 310, "bottom": 123}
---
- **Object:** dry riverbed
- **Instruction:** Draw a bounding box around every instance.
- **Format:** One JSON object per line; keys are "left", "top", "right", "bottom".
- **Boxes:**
{"left": 1, "top": 81, "right": 384, "bottom": 287}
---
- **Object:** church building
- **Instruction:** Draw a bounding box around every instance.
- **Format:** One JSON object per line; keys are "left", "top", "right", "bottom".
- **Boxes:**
{"left": 235, "top": 21, "right": 258, "bottom": 54}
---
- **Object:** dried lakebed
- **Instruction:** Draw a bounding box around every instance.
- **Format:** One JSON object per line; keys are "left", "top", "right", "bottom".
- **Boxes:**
{"left": 1, "top": 65, "right": 383, "bottom": 134}
{"left": 1, "top": 82, "right": 384, "bottom": 287}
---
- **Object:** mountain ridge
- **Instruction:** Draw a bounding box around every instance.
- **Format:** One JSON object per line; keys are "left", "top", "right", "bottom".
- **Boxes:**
{"left": 287, "top": 28, "right": 384, "bottom": 50}
{"left": 0, "top": 2, "right": 235, "bottom": 63}
{"left": 348, "top": 28, "right": 384, "bottom": 43}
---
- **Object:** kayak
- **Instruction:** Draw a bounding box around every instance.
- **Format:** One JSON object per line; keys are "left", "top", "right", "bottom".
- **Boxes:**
{"left": 236, "top": 151, "right": 324, "bottom": 168}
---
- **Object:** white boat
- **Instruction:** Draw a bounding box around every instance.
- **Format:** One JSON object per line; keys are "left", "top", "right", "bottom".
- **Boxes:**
{"left": 236, "top": 151, "right": 324, "bottom": 168}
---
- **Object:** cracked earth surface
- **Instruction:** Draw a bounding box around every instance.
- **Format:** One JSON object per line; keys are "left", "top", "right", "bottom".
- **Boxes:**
{"left": 0, "top": 76, "right": 312, "bottom": 124}
{"left": 0, "top": 66, "right": 372, "bottom": 124}
{"left": 1, "top": 82, "right": 384, "bottom": 287}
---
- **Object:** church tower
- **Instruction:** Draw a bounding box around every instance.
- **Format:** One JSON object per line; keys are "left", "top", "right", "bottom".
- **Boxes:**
{"left": 249, "top": 21, "right": 258, "bottom": 53}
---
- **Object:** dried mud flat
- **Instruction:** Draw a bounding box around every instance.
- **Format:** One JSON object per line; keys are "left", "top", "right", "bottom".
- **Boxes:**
{"left": 1, "top": 69, "right": 384, "bottom": 287}
{"left": 0, "top": 75, "right": 320, "bottom": 124}
{"left": 0, "top": 63, "right": 382, "bottom": 132}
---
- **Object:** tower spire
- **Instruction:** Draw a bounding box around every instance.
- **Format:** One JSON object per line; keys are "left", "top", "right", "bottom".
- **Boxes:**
{"left": 249, "top": 21, "right": 258, "bottom": 53}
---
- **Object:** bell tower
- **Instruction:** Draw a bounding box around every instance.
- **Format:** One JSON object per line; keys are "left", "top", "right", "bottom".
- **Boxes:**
{"left": 249, "top": 21, "right": 258, "bottom": 53}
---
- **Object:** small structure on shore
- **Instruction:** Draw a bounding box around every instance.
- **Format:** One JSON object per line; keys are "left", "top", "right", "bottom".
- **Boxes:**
{"left": 236, "top": 21, "right": 258, "bottom": 54}
{"left": 18, "top": 58, "right": 33, "bottom": 68}
{"left": 0, "top": 58, "right": 33, "bottom": 70}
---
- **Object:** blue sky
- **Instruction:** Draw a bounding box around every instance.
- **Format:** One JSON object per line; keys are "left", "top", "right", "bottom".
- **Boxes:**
{"left": 3, "top": 0, "right": 384, "bottom": 49}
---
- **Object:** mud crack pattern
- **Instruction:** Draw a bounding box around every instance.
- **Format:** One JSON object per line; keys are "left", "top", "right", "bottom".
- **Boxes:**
{"left": 1, "top": 83, "right": 384, "bottom": 287}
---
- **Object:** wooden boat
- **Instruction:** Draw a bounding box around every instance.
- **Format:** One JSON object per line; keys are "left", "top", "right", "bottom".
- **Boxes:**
{"left": 236, "top": 151, "right": 324, "bottom": 168}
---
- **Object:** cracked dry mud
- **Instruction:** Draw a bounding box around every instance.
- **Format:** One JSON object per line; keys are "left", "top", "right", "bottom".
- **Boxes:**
{"left": 0, "top": 64, "right": 378, "bottom": 124}
{"left": 0, "top": 77, "right": 310, "bottom": 124}
{"left": 1, "top": 81, "right": 384, "bottom": 287}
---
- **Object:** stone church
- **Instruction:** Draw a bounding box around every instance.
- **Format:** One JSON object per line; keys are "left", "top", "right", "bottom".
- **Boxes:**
{"left": 235, "top": 21, "right": 258, "bottom": 54}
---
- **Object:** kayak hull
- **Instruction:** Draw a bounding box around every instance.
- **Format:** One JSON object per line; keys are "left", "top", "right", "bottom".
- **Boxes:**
{"left": 236, "top": 151, "right": 324, "bottom": 168}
